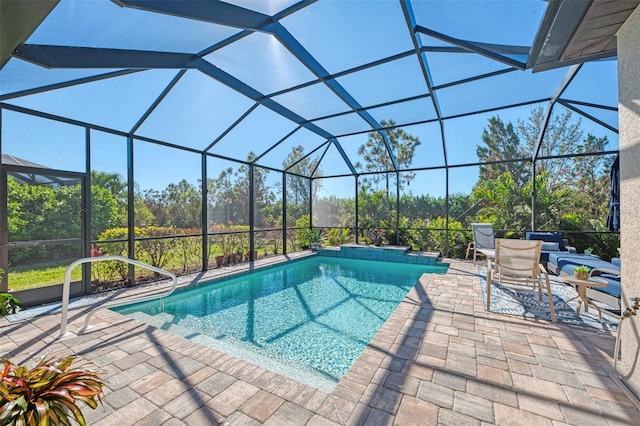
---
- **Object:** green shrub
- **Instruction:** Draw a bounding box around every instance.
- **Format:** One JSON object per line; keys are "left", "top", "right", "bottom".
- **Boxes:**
{"left": 409, "top": 218, "right": 430, "bottom": 250}
{"left": 0, "top": 269, "right": 21, "bottom": 316}
{"left": 308, "top": 228, "right": 325, "bottom": 242}
{"left": 0, "top": 293, "right": 21, "bottom": 316}
{"left": 174, "top": 228, "right": 202, "bottom": 273}
{"left": 136, "top": 226, "right": 177, "bottom": 270}
{"left": 426, "top": 217, "right": 466, "bottom": 257}
{"left": 295, "top": 215, "right": 312, "bottom": 249}
{"left": 381, "top": 217, "right": 413, "bottom": 246}
{"left": 326, "top": 228, "right": 350, "bottom": 246}
{"left": 95, "top": 227, "right": 130, "bottom": 282}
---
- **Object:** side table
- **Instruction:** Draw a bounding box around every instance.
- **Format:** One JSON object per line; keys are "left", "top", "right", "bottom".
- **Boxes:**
{"left": 558, "top": 275, "right": 608, "bottom": 319}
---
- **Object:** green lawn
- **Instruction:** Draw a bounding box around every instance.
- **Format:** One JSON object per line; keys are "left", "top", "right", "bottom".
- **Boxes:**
{"left": 7, "top": 260, "right": 82, "bottom": 291}
{"left": 6, "top": 239, "right": 285, "bottom": 292}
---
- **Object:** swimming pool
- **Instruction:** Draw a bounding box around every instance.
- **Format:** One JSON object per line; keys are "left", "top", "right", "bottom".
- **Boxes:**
{"left": 115, "top": 256, "right": 448, "bottom": 391}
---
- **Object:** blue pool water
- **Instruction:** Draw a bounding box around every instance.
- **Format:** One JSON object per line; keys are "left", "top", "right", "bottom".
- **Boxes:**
{"left": 115, "top": 257, "right": 447, "bottom": 390}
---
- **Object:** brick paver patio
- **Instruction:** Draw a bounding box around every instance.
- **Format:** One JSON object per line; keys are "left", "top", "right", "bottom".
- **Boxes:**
{"left": 1, "top": 257, "right": 637, "bottom": 425}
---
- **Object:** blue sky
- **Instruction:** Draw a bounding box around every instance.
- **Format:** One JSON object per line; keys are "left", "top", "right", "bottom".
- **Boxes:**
{"left": 0, "top": 0, "right": 619, "bottom": 199}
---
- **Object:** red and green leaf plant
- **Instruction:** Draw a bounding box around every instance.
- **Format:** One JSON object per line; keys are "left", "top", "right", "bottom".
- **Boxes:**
{"left": 0, "top": 355, "right": 105, "bottom": 426}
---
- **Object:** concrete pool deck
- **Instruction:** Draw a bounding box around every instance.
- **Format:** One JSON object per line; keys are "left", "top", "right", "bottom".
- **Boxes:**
{"left": 1, "top": 256, "right": 637, "bottom": 425}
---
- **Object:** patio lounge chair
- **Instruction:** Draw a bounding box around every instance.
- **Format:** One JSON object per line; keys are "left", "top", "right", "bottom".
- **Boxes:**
{"left": 471, "top": 223, "right": 496, "bottom": 265}
{"left": 486, "top": 238, "right": 556, "bottom": 322}
{"left": 547, "top": 252, "right": 621, "bottom": 311}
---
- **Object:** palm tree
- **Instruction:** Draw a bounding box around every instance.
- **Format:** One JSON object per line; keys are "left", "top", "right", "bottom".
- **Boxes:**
{"left": 473, "top": 170, "right": 571, "bottom": 232}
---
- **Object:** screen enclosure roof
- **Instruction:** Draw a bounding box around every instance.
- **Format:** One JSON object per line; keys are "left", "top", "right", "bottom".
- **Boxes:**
{"left": 0, "top": 0, "right": 631, "bottom": 178}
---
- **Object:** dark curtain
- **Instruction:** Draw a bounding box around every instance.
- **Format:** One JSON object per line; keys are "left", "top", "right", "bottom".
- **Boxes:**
{"left": 606, "top": 155, "right": 620, "bottom": 231}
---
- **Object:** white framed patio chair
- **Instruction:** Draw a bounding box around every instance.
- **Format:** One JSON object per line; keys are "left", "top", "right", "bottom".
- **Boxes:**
{"left": 471, "top": 223, "right": 496, "bottom": 265}
{"left": 486, "top": 238, "right": 556, "bottom": 322}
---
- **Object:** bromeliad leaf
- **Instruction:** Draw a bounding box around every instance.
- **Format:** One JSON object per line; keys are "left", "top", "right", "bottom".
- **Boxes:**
{"left": 34, "top": 399, "right": 49, "bottom": 425}
{"left": 40, "top": 389, "right": 72, "bottom": 401}
{"left": 0, "top": 355, "right": 105, "bottom": 426}
{"left": 55, "top": 397, "right": 87, "bottom": 426}
{"left": 51, "top": 370, "right": 97, "bottom": 387}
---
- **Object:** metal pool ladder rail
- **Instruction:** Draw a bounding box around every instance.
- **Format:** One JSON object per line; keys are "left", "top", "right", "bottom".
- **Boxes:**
{"left": 57, "top": 255, "right": 177, "bottom": 338}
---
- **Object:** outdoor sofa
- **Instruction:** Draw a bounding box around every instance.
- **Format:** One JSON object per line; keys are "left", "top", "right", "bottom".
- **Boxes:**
{"left": 547, "top": 252, "right": 621, "bottom": 311}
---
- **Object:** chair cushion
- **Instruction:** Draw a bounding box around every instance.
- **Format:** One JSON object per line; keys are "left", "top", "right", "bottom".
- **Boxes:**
{"left": 548, "top": 252, "right": 620, "bottom": 274}
{"left": 540, "top": 242, "right": 560, "bottom": 252}
{"left": 594, "top": 275, "right": 622, "bottom": 298}
{"left": 548, "top": 252, "right": 621, "bottom": 299}
{"left": 526, "top": 232, "right": 565, "bottom": 251}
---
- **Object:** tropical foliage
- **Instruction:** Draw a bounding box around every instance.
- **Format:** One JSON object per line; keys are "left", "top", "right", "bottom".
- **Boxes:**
{"left": 0, "top": 355, "right": 104, "bottom": 426}
{"left": 0, "top": 269, "right": 21, "bottom": 315}
{"left": 472, "top": 107, "right": 615, "bottom": 250}
{"left": 325, "top": 228, "right": 351, "bottom": 246}
{"left": 0, "top": 293, "right": 21, "bottom": 316}
{"left": 294, "top": 215, "right": 314, "bottom": 249}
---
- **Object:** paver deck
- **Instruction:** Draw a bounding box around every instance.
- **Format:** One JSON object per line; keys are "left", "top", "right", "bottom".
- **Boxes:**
{"left": 1, "top": 256, "right": 638, "bottom": 425}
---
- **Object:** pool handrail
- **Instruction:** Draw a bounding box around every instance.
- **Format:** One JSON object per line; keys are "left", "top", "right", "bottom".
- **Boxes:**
{"left": 58, "top": 255, "right": 177, "bottom": 338}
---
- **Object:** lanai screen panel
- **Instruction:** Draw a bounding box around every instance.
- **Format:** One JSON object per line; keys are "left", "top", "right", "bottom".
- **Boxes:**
{"left": 286, "top": 173, "right": 310, "bottom": 229}
{"left": 560, "top": 60, "right": 619, "bottom": 139}
{"left": 90, "top": 130, "right": 129, "bottom": 241}
{"left": 1, "top": 109, "right": 85, "bottom": 172}
{"left": 258, "top": 128, "right": 328, "bottom": 173}
{"left": 272, "top": 82, "right": 353, "bottom": 122}
{"left": 132, "top": 140, "right": 202, "bottom": 230}
{"left": 211, "top": 106, "right": 299, "bottom": 163}
{"left": 207, "top": 157, "right": 249, "bottom": 229}
{"left": 281, "top": 0, "right": 414, "bottom": 74}
{"left": 395, "top": 121, "right": 444, "bottom": 170}
{"left": 412, "top": 0, "right": 544, "bottom": 51}
{"left": 8, "top": 70, "right": 179, "bottom": 133}
{"left": 136, "top": 70, "right": 254, "bottom": 150}
{"left": 0, "top": 60, "right": 121, "bottom": 97}
{"left": 449, "top": 165, "right": 483, "bottom": 226}
{"left": 536, "top": 155, "right": 617, "bottom": 235}
{"left": 25, "top": 0, "right": 238, "bottom": 52}
{"left": 204, "top": 32, "right": 317, "bottom": 96}
{"left": 317, "top": 143, "right": 354, "bottom": 178}
{"left": 444, "top": 103, "right": 548, "bottom": 166}
{"left": 313, "top": 176, "right": 355, "bottom": 229}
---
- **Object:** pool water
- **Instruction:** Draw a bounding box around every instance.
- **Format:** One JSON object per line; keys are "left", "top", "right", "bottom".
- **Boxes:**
{"left": 115, "top": 256, "right": 447, "bottom": 391}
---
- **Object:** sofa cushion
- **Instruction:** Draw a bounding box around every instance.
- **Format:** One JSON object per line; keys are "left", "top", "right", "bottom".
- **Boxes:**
{"left": 526, "top": 232, "right": 565, "bottom": 251}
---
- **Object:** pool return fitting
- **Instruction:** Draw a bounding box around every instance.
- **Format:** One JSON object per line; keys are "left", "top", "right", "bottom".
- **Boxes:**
{"left": 614, "top": 297, "right": 640, "bottom": 373}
